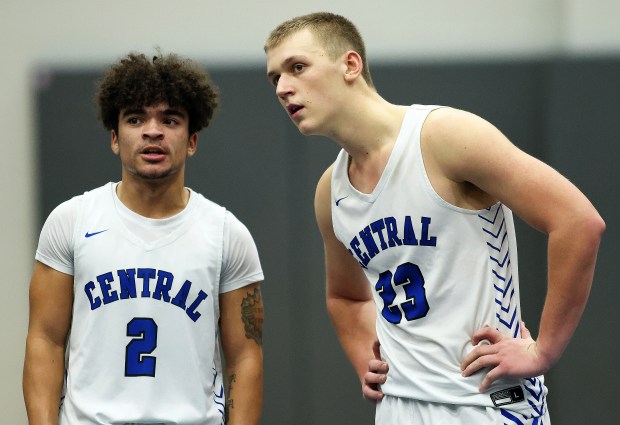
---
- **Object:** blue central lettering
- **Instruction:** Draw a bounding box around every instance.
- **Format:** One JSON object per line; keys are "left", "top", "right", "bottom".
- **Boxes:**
{"left": 119, "top": 268, "right": 137, "bottom": 299}
{"left": 84, "top": 268, "right": 209, "bottom": 322}
{"left": 348, "top": 216, "right": 438, "bottom": 268}
{"left": 138, "top": 268, "right": 156, "bottom": 298}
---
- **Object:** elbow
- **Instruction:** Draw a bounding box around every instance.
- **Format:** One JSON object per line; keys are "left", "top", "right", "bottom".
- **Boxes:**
{"left": 552, "top": 208, "right": 605, "bottom": 253}
{"left": 575, "top": 209, "right": 606, "bottom": 252}
{"left": 326, "top": 296, "right": 339, "bottom": 318}
{"left": 596, "top": 214, "right": 606, "bottom": 237}
{"left": 587, "top": 210, "right": 606, "bottom": 242}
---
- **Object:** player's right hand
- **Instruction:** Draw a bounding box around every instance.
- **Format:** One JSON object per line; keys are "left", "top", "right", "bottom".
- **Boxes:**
{"left": 461, "top": 321, "right": 552, "bottom": 392}
{"left": 362, "top": 340, "right": 389, "bottom": 402}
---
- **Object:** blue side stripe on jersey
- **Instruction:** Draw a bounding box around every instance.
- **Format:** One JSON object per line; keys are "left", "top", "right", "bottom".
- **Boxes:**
{"left": 478, "top": 204, "right": 501, "bottom": 224}
{"left": 214, "top": 385, "right": 225, "bottom": 410}
{"left": 487, "top": 231, "right": 508, "bottom": 252}
{"left": 495, "top": 277, "right": 515, "bottom": 313}
{"left": 482, "top": 217, "right": 506, "bottom": 239}
{"left": 480, "top": 205, "right": 518, "bottom": 338}
{"left": 490, "top": 250, "right": 510, "bottom": 267}
{"left": 212, "top": 367, "right": 226, "bottom": 421}
{"left": 496, "top": 308, "right": 517, "bottom": 330}
{"left": 482, "top": 205, "right": 547, "bottom": 423}
{"left": 492, "top": 270, "right": 506, "bottom": 283}
{"left": 495, "top": 292, "right": 515, "bottom": 313}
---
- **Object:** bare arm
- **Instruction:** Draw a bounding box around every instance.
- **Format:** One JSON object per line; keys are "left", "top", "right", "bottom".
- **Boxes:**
{"left": 219, "top": 282, "right": 263, "bottom": 424}
{"left": 422, "top": 108, "right": 605, "bottom": 390}
{"left": 315, "top": 167, "right": 386, "bottom": 400}
{"left": 23, "top": 261, "right": 74, "bottom": 425}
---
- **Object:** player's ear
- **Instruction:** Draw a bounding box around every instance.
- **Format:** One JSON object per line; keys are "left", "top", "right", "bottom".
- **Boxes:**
{"left": 111, "top": 130, "right": 120, "bottom": 155}
{"left": 187, "top": 132, "right": 198, "bottom": 157}
{"left": 343, "top": 50, "right": 363, "bottom": 83}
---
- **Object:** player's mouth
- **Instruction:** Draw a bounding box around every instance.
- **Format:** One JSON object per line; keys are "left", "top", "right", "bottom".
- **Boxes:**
{"left": 287, "top": 103, "right": 304, "bottom": 118}
{"left": 141, "top": 146, "right": 167, "bottom": 161}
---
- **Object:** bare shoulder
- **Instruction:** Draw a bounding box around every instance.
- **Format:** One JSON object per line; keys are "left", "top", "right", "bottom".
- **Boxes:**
{"left": 421, "top": 107, "right": 518, "bottom": 183}
{"left": 422, "top": 106, "right": 602, "bottom": 233}
{"left": 314, "top": 165, "right": 334, "bottom": 230}
{"left": 422, "top": 107, "right": 505, "bottom": 156}
{"left": 423, "top": 106, "right": 493, "bottom": 134}
{"left": 315, "top": 164, "right": 334, "bottom": 199}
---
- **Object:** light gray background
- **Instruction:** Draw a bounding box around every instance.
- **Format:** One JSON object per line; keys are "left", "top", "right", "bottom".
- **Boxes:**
{"left": 3, "top": 1, "right": 619, "bottom": 423}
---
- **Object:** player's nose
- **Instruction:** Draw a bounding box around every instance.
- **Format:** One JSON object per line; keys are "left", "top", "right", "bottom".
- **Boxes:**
{"left": 276, "top": 75, "right": 294, "bottom": 100}
{"left": 142, "top": 119, "right": 164, "bottom": 139}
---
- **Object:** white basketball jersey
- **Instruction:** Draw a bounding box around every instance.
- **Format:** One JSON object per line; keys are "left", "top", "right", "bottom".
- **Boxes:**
{"left": 331, "top": 105, "right": 547, "bottom": 416}
{"left": 36, "top": 183, "right": 260, "bottom": 424}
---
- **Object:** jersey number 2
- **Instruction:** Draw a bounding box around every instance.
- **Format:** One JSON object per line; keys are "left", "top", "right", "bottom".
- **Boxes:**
{"left": 125, "top": 317, "right": 158, "bottom": 377}
{"left": 375, "top": 262, "right": 429, "bottom": 324}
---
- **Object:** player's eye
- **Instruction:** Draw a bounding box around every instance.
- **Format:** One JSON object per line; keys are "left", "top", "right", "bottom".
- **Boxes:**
{"left": 293, "top": 64, "right": 304, "bottom": 72}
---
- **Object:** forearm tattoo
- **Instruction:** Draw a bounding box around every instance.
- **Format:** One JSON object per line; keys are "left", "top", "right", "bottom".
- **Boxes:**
{"left": 225, "top": 373, "right": 236, "bottom": 423}
{"left": 241, "top": 287, "right": 263, "bottom": 346}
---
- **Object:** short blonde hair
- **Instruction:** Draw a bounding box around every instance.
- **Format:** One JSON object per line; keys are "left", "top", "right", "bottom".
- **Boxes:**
{"left": 265, "top": 12, "right": 374, "bottom": 89}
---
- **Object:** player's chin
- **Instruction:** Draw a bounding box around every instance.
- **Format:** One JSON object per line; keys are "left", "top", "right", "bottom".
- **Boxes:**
{"left": 296, "top": 121, "right": 320, "bottom": 137}
{"left": 136, "top": 167, "right": 175, "bottom": 180}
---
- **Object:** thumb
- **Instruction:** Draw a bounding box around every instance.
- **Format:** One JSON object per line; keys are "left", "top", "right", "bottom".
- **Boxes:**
{"left": 520, "top": 320, "right": 531, "bottom": 339}
{"left": 372, "top": 340, "right": 381, "bottom": 360}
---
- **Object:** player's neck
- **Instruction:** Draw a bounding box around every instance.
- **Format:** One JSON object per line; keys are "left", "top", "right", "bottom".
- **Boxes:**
{"left": 333, "top": 97, "right": 408, "bottom": 165}
{"left": 116, "top": 177, "right": 190, "bottom": 219}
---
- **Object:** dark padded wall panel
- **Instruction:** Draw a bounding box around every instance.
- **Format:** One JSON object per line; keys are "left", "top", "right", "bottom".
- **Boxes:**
{"left": 36, "top": 59, "right": 619, "bottom": 424}
{"left": 36, "top": 70, "right": 114, "bottom": 215}
{"left": 543, "top": 59, "right": 620, "bottom": 425}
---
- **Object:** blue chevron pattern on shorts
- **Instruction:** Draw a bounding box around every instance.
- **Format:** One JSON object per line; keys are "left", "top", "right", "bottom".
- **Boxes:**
{"left": 501, "top": 403, "right": 547, "bottom": 424}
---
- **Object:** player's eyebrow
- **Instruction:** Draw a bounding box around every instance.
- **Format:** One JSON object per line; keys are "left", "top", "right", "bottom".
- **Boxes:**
{"left": 120, "top": 107, "right": 187, "bottom": 119}
{"left": 159, "top": 108, "right": 187, "bottom": 118}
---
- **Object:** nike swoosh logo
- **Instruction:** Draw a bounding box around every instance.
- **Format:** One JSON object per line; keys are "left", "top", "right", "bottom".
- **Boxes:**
{"left": 85, "top": 229, "right": 109, "bottom": 238}
{"left": 335, "top": 196, "right": 349, "bottom": 206}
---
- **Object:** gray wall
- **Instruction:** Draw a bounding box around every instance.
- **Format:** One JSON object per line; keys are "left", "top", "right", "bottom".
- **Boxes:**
{"left": 36, "top": 59, "right": 619, "bottom": 424}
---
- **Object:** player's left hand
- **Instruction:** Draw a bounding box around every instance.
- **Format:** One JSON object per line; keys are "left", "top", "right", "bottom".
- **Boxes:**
{"left": 460, "top": 321, "right": 552, "bottom": 392}
{"left": 362, "top": 340, "right": 388, "bottom": 402}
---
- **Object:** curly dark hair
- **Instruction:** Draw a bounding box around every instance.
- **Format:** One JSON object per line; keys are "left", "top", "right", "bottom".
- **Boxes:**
{"left": 96, "top": 52, "right": 219, "bottom": 134}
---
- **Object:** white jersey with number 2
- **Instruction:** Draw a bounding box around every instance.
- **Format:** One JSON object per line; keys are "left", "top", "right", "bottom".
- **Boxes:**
{"left": 36, "top": 182, "right": 263, "bottom": 424}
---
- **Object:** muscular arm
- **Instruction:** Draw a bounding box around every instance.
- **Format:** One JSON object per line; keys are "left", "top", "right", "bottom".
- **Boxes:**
{"left": 315, "top": 168, "right": 384, "bottom": 399}
{"left": 219, "top": 282, "right": 263, "bottom": 424}
{"left": 423, "top": 108, "right": 605, "bottom": 390}
{"left": 23, "top": 261, "right": 74, "bottom": 425}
